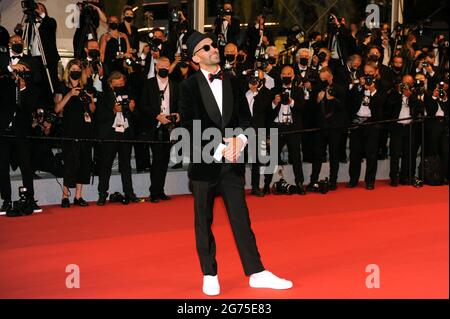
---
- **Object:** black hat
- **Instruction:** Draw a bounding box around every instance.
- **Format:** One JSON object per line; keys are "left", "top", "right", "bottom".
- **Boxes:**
{"left": 186, "top": 31, "right": 216, "bottom": 58}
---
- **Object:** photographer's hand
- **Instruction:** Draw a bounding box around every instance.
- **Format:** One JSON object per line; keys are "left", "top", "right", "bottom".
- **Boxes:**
{"left": 71, "top": 88, "right": 81, "bottom": 97}
{"left": 171, "top": 113, "right": 181, "bottom": 123}
{"left": 317, "top": 91, "right": 326, "bottom": 103}
{"left": 10, "top": 63, "right": 27, "bottom": 73}
{"left": 272, "top": 94, "right": 281, "bottom": 106}
{"left": 156, "top": 113, "right": 171, "bottom": 125}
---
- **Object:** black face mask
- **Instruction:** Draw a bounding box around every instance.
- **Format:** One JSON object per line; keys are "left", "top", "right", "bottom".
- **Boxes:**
{"left": 321, "top": 79, "right": 329, "bottom": 88}
{"left": 268, "top": 57, "right": 277, "bottom": 65}
{"left": 393, "top": 66, "right": 402, "bottom": 72}
{"left": 11, "top": 43, "right": 24, "bottom": 54}
{"left": 299, "top": 58, "right": 308, "bottom": 66}
{"left": 368, "top": 54, "right": 379, "bottom": 62}
{"left": 318, "top": 52, "right": 327, "bottom": 63}
{"left": 282, "top": 77, "right": 292, "bottom": 85}
{"left": 88, "top": 49, "right": 100, "bottom": 59}
{"left": 158, "top": 68, "right": 169, "bottom": 78}
{"left": 70, "top": 71, "right": 82, "bottom": 81}
{"left": 124, "top": 16, "right": 133, "bottom": 23}
{"left": 109, "top": 22, "right": 118, "bottom": 30}
{"left": 225, "top": 54, "right": 236, "bottom": 63}
{"left": 237, "top": 54, "right": 245, "bottom": 63}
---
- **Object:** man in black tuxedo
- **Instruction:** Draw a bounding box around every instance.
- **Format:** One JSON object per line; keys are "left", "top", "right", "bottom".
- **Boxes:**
{"left": 0, "top": 35, "right": 41, "bottom": 214}
{"left": 141, "top": 57, "right": 180, "bottom": 202}
{"left": 308, "top": 67, "right": 347, "bottom": 191}
{"left": 347, "top": 62, "right": 386, "bottom": 190}
{"left": 179, "top": 31, "right": 293, "bottom": 296}
{"left": 243, "top": 71, "right": 272, "bottom": 196}
{"left": 264, "top": 65, "right": 307, "bottom": 195}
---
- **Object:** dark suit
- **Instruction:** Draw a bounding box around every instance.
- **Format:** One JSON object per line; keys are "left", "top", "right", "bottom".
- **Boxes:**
{"left": 265, "top": 85, "right": 306, "bottom": 187}
{"left": 245, "top": 86, "right": 271, "bottom": 190}
{"left": 140, "top": 77, "right": 179, "bottom": 196}
{"left": 348, "top": 85, "right": 386, "bottom": 185}
{"left": 386, "top": 91, "right": 423, "bottom": 182}
{"left": 310, "top": 83, "right": 347, "bottom": 184}
{"left": 96, "top": 87, "right": 135, "bottom": 197}
{"left": 0, "top": 54, "right": 36, "bottom": 202}
{"left": 424, "top": 94, "right": 448, "bottom": 179}
{"left": 179, "top": 70, "right": 264, "bottom": 276}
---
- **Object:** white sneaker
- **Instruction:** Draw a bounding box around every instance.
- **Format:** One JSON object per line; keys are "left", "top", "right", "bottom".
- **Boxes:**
{"left": 202, "top": 275, "right": 220, "bottom": 296}
{"left": 249, "top": 270, "right": 293, "bottom": 290}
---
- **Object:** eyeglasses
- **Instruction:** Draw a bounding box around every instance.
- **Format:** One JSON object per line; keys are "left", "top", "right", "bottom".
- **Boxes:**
{"left": 194, "top": 42, "right": 218, "bottom": 55}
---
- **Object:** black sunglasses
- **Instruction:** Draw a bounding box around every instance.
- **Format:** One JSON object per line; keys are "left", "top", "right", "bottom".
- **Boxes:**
{"left": 194, "top": 42, "right": 218, "bottom": 55}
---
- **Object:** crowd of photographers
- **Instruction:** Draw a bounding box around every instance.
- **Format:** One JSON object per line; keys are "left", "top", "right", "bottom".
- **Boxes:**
{"left": 0, "top": 0, "right": 448, "bottom": 216}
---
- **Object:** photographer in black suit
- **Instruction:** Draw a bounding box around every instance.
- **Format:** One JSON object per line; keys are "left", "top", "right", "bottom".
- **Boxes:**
{"left": 244, "top": 70, "right": 272, "bottom": 196}
{"left": 387, "top": 75, "right": 424, "bottom": 186}
{"left": 141, "top": 57, "right": 179, "bottom": 203}
{"left": 96, "top": 71, "right": 138, "bottom": 205}
{"left": 179, "top": 31, "right": 292, "bottom": 296}
{"left": 264, "top": 65, "right": 306, "bottom": 195}
{"left": 213, "top": 1, "right": 241, "bottom": 58}
{"left": 347, "top": 62, "right": 386, "bottom": 190}
{"left": 0, "top": 35, "right": 41, "bottom": 214}
{"left": 308, "top": 67, "right": 347, "bottom": 191}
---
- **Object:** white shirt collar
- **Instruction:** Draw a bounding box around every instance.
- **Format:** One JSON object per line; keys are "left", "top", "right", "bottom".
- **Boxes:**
{"left": 200, "top": 66, "right": 221, "bottom": 79}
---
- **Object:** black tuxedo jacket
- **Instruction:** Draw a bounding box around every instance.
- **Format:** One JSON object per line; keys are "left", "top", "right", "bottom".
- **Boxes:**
{"left": 349, "top": 86, "right": 386, "bottom": 123}
{"left": 179, "top": 70, "right": 251, "bottom": 181}
{"left": 245, "top": 86, "right": 272, "bottom": 129}
{"left": 95, "top": 87, "right": 134, "bottom": 139}
{"left": 140, "top": 77, "right": 179, "bottom": 135}
{"left": 0, "top": 54, "right": 36, "bottom": 134}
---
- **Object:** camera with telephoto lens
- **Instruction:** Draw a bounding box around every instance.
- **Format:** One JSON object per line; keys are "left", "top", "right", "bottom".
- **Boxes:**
{"left": 78, "top": 89, "right": 91, "bottom": 106}
{"left": 77, "top": 1, "right": 96, "bottom": 17}
{"left": 14, "top": 68, "right": 33, "bottom": 82}
{"left": 399, "top": 82, "right": 411, "bottom": 91}
{"left": 365, "top": 75, "right": 375, "bottom": 86}
{"left": 6, "top": 187, "right": 34, "bottom": 217}
{"left": 413, "top": 79, "right": 426, "bottom": 94}
{"left": 422, "top": 61, "right": 429, "bottom": 68}
{"left": 309, "top": 179, "right": 330, "bottom": 194}
{"left": 256, "top": 54, "right": 270, "bottom": 71}
{"left": 109, "top": 192, "right": 125, "bottom": 203}
{"left": 272, "top": 179, "right": 297, "bottom": 195}
{"left": 247, "top": 70, "right": 260, "bottom": 86}
{"left": 438, "top": 81, "right": 446, "bottom": 99}
{"left": 281, "top": 91, "right": 290, "bottom": 105}
{"left": 170, "top": 8, "right": 180, "bottom": 23}
{"left": 21, "top": 0, "right": 37, "bottom": 16}
{"left": 148, "top": 34, "right": 163, "bottom": 53}
{"left": 218, "top": 8, "right": 232, "bottom": 18}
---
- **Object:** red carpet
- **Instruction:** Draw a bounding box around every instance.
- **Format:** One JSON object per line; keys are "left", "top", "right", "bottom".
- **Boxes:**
{"left": 0, "top": 182, "right": 448, "bottom": 299}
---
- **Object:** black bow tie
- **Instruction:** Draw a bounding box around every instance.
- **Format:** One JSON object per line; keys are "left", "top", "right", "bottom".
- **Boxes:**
{"left": 209, "top": 71, "right": 223, "bottom": 82}
{"left": 11, "top": 55, "right": 22, "bottom": 60}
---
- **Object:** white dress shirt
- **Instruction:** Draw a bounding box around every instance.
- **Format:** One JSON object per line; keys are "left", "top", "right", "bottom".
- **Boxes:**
{"left": 200, "top": 67, "right": 247, "bottom": 146}
{"left": 398, "top": 95, "right": 412, "bottom": 124}
{"left": 356, "top": 89, "right": 376, "bottom": 118}
{"left": 245, "top": 89, "right": 258, "bottom": 116}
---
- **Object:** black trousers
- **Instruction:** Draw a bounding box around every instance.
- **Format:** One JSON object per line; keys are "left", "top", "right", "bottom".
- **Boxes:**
{"left": 389, "top": 123, "right": 420, "bottom": 181}
{"left": 349, "top": 126, "right": 379, "bottom": 184}
{"left": 265, "top": 128, "right": 304, "bottom": 186}
{"left": 149, "top": 142, "right": 172, "bottom": 196}
{"left": 98, "top": 135, "right": 134, "bottom": 197}
{"left": 425, "top": 120, "right": 449, "bottom": 179}
{"left": 0, "top": 138, "right": 34, "bottom": 202}
{"left": 191, "top": 164, "right": 265, "bottom": 276}
{"left": 62, "top": 141, "right": 92, "bottom": 188}
{"left": 310, "top": 129, "right": 342, "bottom": 183}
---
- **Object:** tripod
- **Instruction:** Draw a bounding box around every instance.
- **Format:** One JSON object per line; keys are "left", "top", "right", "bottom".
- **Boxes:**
{"left": 21, "top": 14, "right": 54, "bottom": 94}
